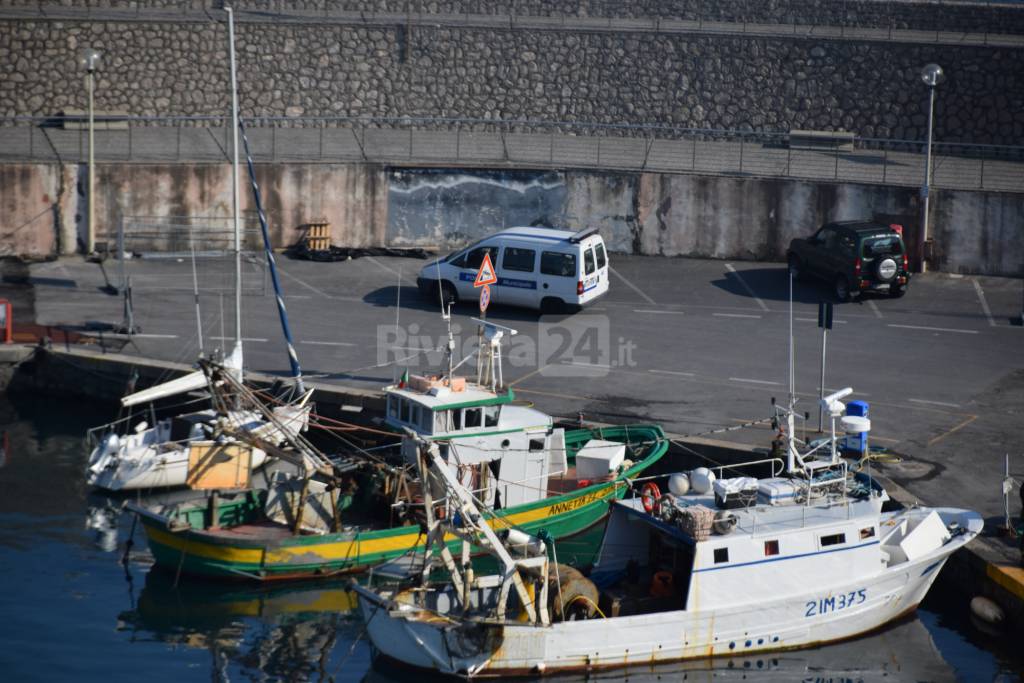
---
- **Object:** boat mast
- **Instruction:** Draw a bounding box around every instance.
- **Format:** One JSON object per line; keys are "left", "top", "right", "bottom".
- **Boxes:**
{"left": 227, "top": 6, "right": 243, "bottom": 377}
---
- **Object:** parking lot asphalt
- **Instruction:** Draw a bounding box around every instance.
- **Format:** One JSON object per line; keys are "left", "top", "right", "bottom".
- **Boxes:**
{"left": 17, "top": 253, "right": 1024, "bottom": 529}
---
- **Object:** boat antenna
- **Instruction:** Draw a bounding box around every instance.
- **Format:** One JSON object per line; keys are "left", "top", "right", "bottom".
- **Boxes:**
{"left": 786, "top": 266, "right": 797, "bottom": 474}
{"left": 393, "top": 265, "right": 402, "bottom": 383}
{"left": 190, "top": 244, "right": 204, "bottom": 357}
{"left": 436, "top": 261, "right": 455, "bottom": 381}
{"left": 226, "top": 6, "right": 243, "bottom": 380}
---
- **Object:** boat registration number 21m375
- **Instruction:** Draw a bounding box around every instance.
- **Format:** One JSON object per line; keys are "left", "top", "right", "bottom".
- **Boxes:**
{"left": 806, "top": 589, "right": 867, "bottom": 617}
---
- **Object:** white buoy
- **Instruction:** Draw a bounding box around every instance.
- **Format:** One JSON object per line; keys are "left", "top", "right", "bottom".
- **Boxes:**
{"left": 970, "top": 596, "right": 1004, "bottom": 626}
{"left": 690, "top": 467, "right": 716, "bottom": 494}
{"left": 668, "top": 472, "right": 691, "bottom": 496}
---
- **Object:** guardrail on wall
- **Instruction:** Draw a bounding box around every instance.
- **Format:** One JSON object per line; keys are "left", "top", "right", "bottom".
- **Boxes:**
{"left": 2, "top": 115, "right": 1022, "bottom": 194}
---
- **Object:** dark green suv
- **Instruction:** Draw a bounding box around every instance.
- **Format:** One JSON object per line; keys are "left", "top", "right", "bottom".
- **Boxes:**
{"left": 787, "top": 221, "right": 911, "bottom": 301}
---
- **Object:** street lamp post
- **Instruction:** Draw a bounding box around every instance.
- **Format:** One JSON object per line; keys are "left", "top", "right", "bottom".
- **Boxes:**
{"left": 81, "top": 48, "right": 101, "bottom": 255}
{"left": 918, "top": 63, "right": 944, "bottom": 274}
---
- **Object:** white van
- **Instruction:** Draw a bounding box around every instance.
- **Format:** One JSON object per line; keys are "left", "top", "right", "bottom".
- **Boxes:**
{"left": 416, "top": 227, "right": 610, "bottom": 312}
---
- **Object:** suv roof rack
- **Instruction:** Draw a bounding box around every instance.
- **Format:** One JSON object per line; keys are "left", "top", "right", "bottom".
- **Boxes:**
{"left": 829, "top": 220, "right": 893, "bottom": 233}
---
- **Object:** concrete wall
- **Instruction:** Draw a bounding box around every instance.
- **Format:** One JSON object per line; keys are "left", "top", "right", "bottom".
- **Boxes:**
{"left": 2, "top": 162, "right": 1021, "bottom": 277}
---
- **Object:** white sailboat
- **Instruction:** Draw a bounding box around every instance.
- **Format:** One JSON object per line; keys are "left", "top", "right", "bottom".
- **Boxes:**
{"left": 85, "top": 8, "right": 311, "bottom": 492}
{"left": 353, "top": 388, "right": 981, "bottom": 677}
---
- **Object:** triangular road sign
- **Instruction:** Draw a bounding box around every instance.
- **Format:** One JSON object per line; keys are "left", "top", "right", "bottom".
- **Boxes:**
{"left": 474, "top": 252, "right": 498, "bottom": 287}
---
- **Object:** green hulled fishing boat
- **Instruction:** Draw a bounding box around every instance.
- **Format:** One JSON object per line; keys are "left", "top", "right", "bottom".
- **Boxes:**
{"left": 128, "top": 320, "right": 667, "bottom": 582}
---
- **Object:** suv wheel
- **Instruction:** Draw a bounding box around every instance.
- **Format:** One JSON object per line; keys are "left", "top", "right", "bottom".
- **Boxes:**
{"left": 835, "top": 275, "right": 852, "bottom": 302}
{"left": 787, "top": 254, "right": 804, "bottom": 282}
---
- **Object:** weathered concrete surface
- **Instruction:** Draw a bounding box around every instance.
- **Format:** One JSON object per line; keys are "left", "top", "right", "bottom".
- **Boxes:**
{"left": 0, "top": 164, "right": 76, "bottom": 256}
{"left": 4, "top": 162, "right": 1023, "bottom": 277}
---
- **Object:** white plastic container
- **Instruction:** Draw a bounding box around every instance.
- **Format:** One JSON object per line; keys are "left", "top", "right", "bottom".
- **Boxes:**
{"left": 575, "top": 439, "right": 626, "bottom": 480}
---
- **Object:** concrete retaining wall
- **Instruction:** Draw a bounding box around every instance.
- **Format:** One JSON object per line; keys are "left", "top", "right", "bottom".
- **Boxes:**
{"left": 3, "top": 162, "right": 1022, "bottom": 276}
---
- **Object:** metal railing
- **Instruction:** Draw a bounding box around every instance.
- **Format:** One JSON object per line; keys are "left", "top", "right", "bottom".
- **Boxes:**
{"left": 4, "top": 114, "right": 1023, "bottom": 194}
{"left": 5, "top": 1, "right": 1024, "bottom": 39}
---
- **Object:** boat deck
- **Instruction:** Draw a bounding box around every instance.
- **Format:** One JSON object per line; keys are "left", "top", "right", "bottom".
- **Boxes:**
{"left": 204, "top": 520, "right": 300, "bottom": 541}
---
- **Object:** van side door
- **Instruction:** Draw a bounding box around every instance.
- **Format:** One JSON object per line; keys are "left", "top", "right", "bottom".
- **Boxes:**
{"left": 497, "top": 244, "right": 538, "bottom": 307}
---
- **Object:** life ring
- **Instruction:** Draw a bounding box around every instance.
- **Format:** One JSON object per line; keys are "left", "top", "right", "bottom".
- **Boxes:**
{"left": 640, "top": 482, "right": 662, "bottom": 514}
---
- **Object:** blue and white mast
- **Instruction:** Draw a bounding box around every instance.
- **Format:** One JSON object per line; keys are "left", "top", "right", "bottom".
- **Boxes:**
{"left": 226, "top": 6, "right": 244, "bottom": 378}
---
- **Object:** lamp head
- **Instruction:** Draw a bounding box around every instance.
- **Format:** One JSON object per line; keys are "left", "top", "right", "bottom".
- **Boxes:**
{"left": 80, "top": 48, "right": 101, "bottom": 73}
{"left": 920, "top": 63, "right": 944, "bottom": 88}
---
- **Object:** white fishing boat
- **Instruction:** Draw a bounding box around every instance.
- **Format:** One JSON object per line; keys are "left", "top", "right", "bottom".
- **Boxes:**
{"left": 85, "top": 8, "right": 312, "bottom": 492}
{"left": 353, "top": 388, "right": 981, "bottom": 678}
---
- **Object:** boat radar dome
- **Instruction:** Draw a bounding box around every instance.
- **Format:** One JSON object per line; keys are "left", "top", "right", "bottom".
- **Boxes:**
{"left": 690, "top": 468, "right": 716, "bottom": 494}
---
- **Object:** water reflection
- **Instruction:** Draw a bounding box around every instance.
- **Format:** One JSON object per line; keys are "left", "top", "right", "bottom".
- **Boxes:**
{"left": 119, "top": 569, "right": 365, "bottom": 682}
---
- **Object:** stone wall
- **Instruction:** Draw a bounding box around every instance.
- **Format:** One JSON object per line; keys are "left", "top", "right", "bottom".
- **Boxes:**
{"left": 2, "top": 10, "right": 1024, "bottom": 144}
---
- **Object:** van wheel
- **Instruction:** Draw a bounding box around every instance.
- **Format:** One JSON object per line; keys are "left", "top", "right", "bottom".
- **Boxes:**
{"left": 540, "top": 297, "right": 565, "bottom": 314}
{"left": 835, "top": 275, "right": 852, "bottom": 302}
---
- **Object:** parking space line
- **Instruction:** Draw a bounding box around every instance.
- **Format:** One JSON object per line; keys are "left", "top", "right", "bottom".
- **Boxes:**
{"left": 972, "top": 279, "right": 996, "bottom": 327}
{"left": 927, "top": 414, "right": 978, "bottom": 446}
{"left": 562, "top": 359, "right": 613, "bottom": 369}
{"left": 887, "top": 324, "right": 979, "bottom": 335}
{"left": 365, "top": 255, "right": 403, "bottom": 279}
{"left": 909, "top": 398, "right": 962, "bottom": 408}
{"left": 211, "top": 336, "right": 268, "bottom": 342}
{"left": 301, "top": 340, "right": 357, "bottom": 347}
{"left": 724, "top": 263, "right": 769, "bottom": 312}
{"left": 633, "top": 309, "right": 685, "bottom": 315}
{"left": 795, "top": 317, "right": 847, "bottom": 324}
{"left": 714, "top": 312, "right": 762, "bottom": 319}
{"left": 729, "top": 377, "right": 782, "bottom": 386}
{"left": 509, "top": 364, "right": 549, "bottom": 385}
{"left": 609, "top": 266, "right": 656, "bottom": 305}
{"left": 867, "top": 299, "right": 883, "bottom": 319}
{"left": 115, "top": 333, "right": 179, "bottom": 339}
{"left": 649, "top": 369, "right": 695, "bottom": 377}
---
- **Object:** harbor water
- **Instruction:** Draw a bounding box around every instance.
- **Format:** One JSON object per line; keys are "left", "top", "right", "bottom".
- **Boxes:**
{"left": 1, "top": 391, "right": 1022, "bottom": 682}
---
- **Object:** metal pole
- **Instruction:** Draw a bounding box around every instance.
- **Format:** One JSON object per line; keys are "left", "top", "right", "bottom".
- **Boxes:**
{"left": 191, "top": 245, "right": 204, "bottom": 357}
{"left": 87, "top": 68, "right": 95, "bottom": 254}
{"left": 818, "top": 326, "right": 827, "bottom": 432}
{"left": 227, "top": 7, "right": 243, "bottom": 368}
{"left": 919, "top": 85, "right": 936, "bottom": 273}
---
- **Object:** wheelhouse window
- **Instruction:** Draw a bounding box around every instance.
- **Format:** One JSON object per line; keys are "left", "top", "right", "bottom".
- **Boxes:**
{"left": 540, "top": 251, "right": 577, "bottom": 278}
{"left": 464, "top": 408, "right": 482, "bottom": 428}
{"left": 451, "top": 409, "right": 462, "bottom": 430}
{"left": 387, "top": 395, "right": 398, "bottom": 419}
{"left": 529, "top": 437, "right": 545, "bottom": 451}
{"left": 400, "top": 399, "right": 411, "bottom": 423}
{"left": 764, "top": 540, "right": 779, "bottom": 556}
{"left": 713, "top": 547, "right": 729, "bottom": 564}
{"left": 595, "top": 243, "right": 607, "bottom": 269}
{"left": 583, "top": 248, "right": 596, "bottom": 275}
{"left": 483, "top": 405, "right": 500, "bottom": 427}
{"left": 820, "top": 533, "right": 846, "bottom": 548}
{"left": 860, "top": 526, "right": 876, "bottom": 540}
{"left": 418, "top": 408, "right": 434, "bottom": 434}
{"left": 502, "top": 247, "right": 535, "bottom": 273}
{"left": 410, "top": 404, "right": 422, "bottom": 430}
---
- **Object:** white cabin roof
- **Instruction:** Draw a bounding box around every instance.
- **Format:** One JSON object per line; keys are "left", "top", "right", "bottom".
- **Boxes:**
{"left": 385, "top": 383, "right": 514, "bottom": 411}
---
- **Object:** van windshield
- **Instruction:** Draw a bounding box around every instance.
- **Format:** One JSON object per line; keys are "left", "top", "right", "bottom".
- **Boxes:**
{"left": 862, "top": 235, "right": 903, "bottom": 257}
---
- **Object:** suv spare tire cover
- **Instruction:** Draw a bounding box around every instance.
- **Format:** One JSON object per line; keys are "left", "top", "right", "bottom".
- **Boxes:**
{"left": 876, "top": 258, "right": 898, "bottom": 281}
